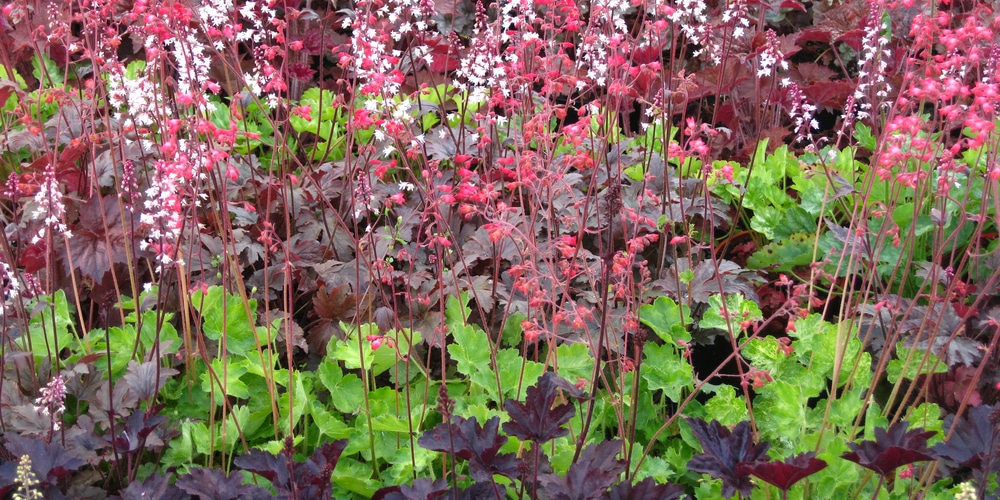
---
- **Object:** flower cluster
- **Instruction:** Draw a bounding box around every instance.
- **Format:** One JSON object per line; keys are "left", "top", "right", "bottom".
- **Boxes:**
{"left": 13, "top": 455, "right": 43, "bottom": 500}
{"left": 29, "top": 164, "right": 69, "bottom": 245}
{"left": 34, "top": 374, "right": 67, "bottom": 431}
{"left": 455, "top": 2, "right": 510, "bottom": 104}
{"left": 781, "top": 78, "right": 819, "bottom": 145}
{"left": 140, "top": 135, "right": 216, "bottom": 269}
{"left": 757, "top": 30, "right": 788, "bottom": 79}
{"left": 843, "top": 1, "right": 892, "bottom": 130}
{"left": 0, "top": 258, "right": 20, "bottom": 319}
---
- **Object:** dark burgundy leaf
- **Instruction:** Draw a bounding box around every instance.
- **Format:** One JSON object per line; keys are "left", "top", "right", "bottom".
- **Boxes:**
{"left": 658, "top": 259, "right": 760, "bottom": 306}
{"left": 503, "top": 372, "right": 576, "bottom": 444}
{"left": 418, "top": 415, "right": 519, "bottom": 481}
{"left": 313, "top": 283, "right": 358, "bottom": 321}
{"left": 841, "top": 421, "right": 937, "bottom": 477}
{"left": 288, "top": 63, "right": 316, "bottom": 82}
{"left": 601, "top": 477, "right": 685, "bottom": 500}
{"left": 233, "top": 448, "right": 288, "bottom": 485}
{"left": 112, "top": 472, "right": 190, "bottom": 500}
{"left": 112, "top": 405, "right": 166, "bottom": 454}
{"left": 174, "top": 467, "right": 273, "bottom": 500}
{"left": 235, "top": 438, "right": 347, "bottom": 497}
{"left": 801, "top": 81, "right": 855, "bottom": 109}
{"left": 685, "top": 418, "right": 770, "bottom": 498}
{"left": 371, "top": 478, "right": 450, "bottom": 500}
{"left": 293, "top": 439, "right": 348, "bottom": 493}
{"left": 459, "top": 481, "right": 506, "bottom": 499}
{"left": 539, "top": 440, "right": 625, "bottom": 500}
{"left": 779, "top": 0, "right": 806, "bottom": 11}
{"left": 123, "top": 360, "right": 179, "bottom": 401}
{"left": 932, "top": 404, "right": 999, "bottom": 474}
{"left": 4, "top": 434, "right": 85, "bottom": 481}
{"left": 62, "top": 194, "right": 140, "bottom": 282}
{"left": 297, "top": 28, "right": 345, "bottom": 55}
{"left": 738, "top": 452, "right": 827, "bottom": 492}
{"left": 793, "top": 62, "right": 837, "bottom": 84}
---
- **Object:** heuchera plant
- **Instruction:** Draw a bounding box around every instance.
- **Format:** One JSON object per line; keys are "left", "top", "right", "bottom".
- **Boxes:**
{"left": 0, "top": 0, "right": 998, "bottom": 498}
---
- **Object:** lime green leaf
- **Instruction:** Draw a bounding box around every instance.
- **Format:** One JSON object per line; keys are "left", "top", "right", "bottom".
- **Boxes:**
{"left": 887, "top": 342, "right": 948, "bottom": 384}
{"left": 191, "top": 286, "right": 260, "bottom": 355}
{"left": 447, "top": 322, "right": 497, "bottom": 399}
{"left": 702, "top": 385, "right": 747, "bottom": 426}
{"left": 642, "top": 343, "right": 694, "bottom": 402}
{"left": 27, "top": 290, "right": 77, "bottom": 360}
{"left": 496, "top": 348, "right": 544, "bottom": 400}
{"left": 555, "top": 342, "right": 594, "bottom": 383}
{"left": 638, "top": 296, "right": 692, "bottom": 345}
{"left": 200, "top": 358, "right": 250, "bottom": 402}
{"left": 317, "top": 359, "right": 365, "bottom": 414}
{"left": 699, "top": 294, "right": 762, "bottom": 334}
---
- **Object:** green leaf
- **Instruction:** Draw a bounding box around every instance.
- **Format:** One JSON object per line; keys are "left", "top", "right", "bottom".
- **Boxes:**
{"left": 317, "top": 359, "right": 365, "bottom": 414}
{"left": 311, "top": 401, "right": 354, "bottom": 439}
{"left": 496, "top": 348, "right": 544, "bottom": 401}
{"left": 26, "top": 290, "right": 76, "bottom": 360}
{"left": 199, "top": 358, "right": 250, "bottom": 402}
{"left": 277, "top": 370, "right": 310, "bottom": 428}
{"left": 746, "top": 233, "right": 816, "bottom": 272}
{"left": 445, "top": 292, "right": 472, "bottom": 329}
{"left": 638, "top": 296, "right": 692, "bottom": 345}
{"left": 702, "top": 385, "right": 747, "bottom": 426}
{"left": 329, "top": 324, "right": 420, "bottom": 377}
{"left": 741, "top": 337, "right": 785, "bottom": 374}
{"left": 555, "top": 342, "right": 594, "bottom": 383}
{"left": 826, "top": 386, "right": 866, "bottom": 428}
{"left": 32, "top": 53, "right": 63, "bottom": 86}
{"left": 191, "top": 286, "right": 261, "bottom": 355}
{"left": 906, "top": 403, "right": 943, "bottom": 444}
{"left": 887, "top": 342, "right": 948, "bottom": 384}
{"left": 854, "top": 123, "right": 876, "bottom": 151}
{"left": 755, "top": 377, "right": 821, "bottom": 446}
{"left": 366, "top": 387, "right": 424, "bottom": 433}
{"left": 642, "top": 343, "right": 694, "bottom": 402}
{"left": 501, "top": 311, "right": 525, "bottom": 347}
{"left": 447, "top": 322, "right": 497, "bottom": 399}
{"left": 699, "top": 294, "right": 762, "bottom": 334}
{"left": 750, "top": 205, "right": 788, "bottom": 240}
{"left": 773, "top": 206, "right": 819, "bottom": 240}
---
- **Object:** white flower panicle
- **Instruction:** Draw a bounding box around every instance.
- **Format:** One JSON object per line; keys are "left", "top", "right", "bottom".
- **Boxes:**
{"left": 782, "top": 78, "right": 819, "bottom": 144}
{"left": 30, "top": 164, "right": 70, "bottom": 245}
{"left": 455, "top": 2, "right": 509, "bottom": 104}
{"left": 846, "top": 1, "right": 892, "bottom": 128}
{"left": 758, "top": 30, "right": 789, "bottom": 78}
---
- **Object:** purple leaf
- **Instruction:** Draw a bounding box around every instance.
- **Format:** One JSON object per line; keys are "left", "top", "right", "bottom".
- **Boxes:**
{"left": 4, "top": 434, "right": 85, "bottom": 482}
{"left": 685, "top": 418, "right": 770, "bottom": 498}
{"left": 235, "top": 438, "right": 347, "bottom": 498}
{"left": 600, "top": 477, "right": 686, "bottom": 500}
{"left": 123, "top": 361, "right": 179, "bottom": 401}
{"left": 174, "top": 467, "right": 273, "bottom": 500}
{"left": 539, "top": 441, "right": 626, "bottom": 500}
{"left": 233, "top": 448, "right": 288, "bottom": 485}
{"left": 841, "top": 421, "right": 937, "bottom": 478}
{"left": 503, "top": 372, "right": 577, "bottom": 444}
{"left": 418, "top": 415, "right": 519, "bottom": 481}
{"left": 293, "top": 439, "right": 348, "bottom": 494}
{"left": 656, "top": 259, "right": 760, "bottom": 306}
{"left": 738, "top": 452, "right": 827, "bottom": 492}
{"left": 932, "top": 404, "right": 999, "bottom": 474}
{"left": 371, "top": 478, "right": 450, "bottom": 500}
{"left": 112, "top": 472, "right": 189, "bottom": 500}
{"left": 112, "top": 405, "right": 166, "bottom": 454}
{"left": 61, "top": 194, "right": 140, "bottom": 283}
